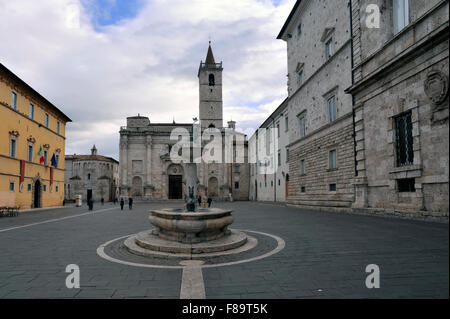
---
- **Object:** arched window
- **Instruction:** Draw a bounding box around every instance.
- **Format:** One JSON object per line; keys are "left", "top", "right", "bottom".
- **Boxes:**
{"left": 209, "top": 74, "right": 215, "bottom": 86}
{"left": 208, "top": 123, "right": 215, "bottom": 128}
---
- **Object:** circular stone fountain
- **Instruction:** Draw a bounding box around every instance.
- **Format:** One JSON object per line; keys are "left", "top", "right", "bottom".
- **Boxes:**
{"left": 125, "top": 208, "right": 248, "bottom": 256}
{"left": 124, "top": 163, "right": 248, "bottom": 258}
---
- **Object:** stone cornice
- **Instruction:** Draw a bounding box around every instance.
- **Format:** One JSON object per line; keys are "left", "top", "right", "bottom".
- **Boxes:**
{"left": 346, "top": 4, "right": 449, "bottom": 95}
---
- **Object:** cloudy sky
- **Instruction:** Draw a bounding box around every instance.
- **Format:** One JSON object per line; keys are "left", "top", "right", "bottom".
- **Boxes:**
{"left": 0, "top": 0, "right": 294, "bottom": 160}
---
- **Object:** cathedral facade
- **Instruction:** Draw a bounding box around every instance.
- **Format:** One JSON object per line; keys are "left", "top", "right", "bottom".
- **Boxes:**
{"left": 119, "top": 45, "right": 249, "bottom": 201}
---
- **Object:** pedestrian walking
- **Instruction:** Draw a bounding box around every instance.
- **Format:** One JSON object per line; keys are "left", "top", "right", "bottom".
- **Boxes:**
{"left": 120, "top": 198, "right": 124, "bottom": 211}
{"left": 128, "top": 197, "right": 133, "bottom": 210}
{"left": 88, "top": 199, "right": 94, "bottom": 211}
{"left": 198, "top": 195, "right": 202, "bottom": 206}
{"left": 101, "top": 197, "right": 104, "bottom": 205}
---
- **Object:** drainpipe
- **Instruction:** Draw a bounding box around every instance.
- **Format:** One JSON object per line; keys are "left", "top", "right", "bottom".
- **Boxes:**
{"left": 269, "top": 115, "right": 277, "bottom": 203}
{"left": 349, "top": 0, "right": 358, "bottom": 177}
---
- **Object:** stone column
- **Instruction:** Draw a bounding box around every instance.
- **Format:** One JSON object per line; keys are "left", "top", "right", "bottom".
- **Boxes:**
{"left": 146, "top": 135, "right": 152, "bottom": 187}
{"left": 185, "top": 163, "right": 198, "bottom": 199}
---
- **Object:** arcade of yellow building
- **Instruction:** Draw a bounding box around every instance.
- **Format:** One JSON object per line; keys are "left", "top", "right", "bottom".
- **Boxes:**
{"left": 0, "top": 63, "right": 71, "bottom": 209}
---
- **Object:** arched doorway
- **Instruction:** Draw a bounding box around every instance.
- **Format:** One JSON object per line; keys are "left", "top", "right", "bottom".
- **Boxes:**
{"left": 208, "top": 177, "right": 218, "bottom": 197}
{"left": 131, "top": 176, "right": 142, "bottom": 197}
{"left": 34, "top": 179, "right": 41, "bottom": 208}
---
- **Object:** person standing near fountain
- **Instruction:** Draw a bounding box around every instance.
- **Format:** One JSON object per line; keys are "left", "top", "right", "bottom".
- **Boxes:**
{"left": 207, "top": 197, "right": 212, "bottom": 208}
{"left": 128, "top": 197, "right": 133, "bottom": 210}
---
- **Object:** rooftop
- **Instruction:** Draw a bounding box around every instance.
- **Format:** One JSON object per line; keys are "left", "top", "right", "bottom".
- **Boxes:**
{"left": 0, "top": 62, "right": 72, "bottom": 122}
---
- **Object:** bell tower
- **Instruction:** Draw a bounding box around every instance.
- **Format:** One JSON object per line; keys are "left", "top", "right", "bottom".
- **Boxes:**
{"left": 198, "top": 42, "right": 223, "bottom": 129}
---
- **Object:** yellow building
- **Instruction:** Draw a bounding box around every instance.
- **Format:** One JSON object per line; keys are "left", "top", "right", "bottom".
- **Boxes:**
{"left": 0, "top": 63, "right": 71, "bottom": 209}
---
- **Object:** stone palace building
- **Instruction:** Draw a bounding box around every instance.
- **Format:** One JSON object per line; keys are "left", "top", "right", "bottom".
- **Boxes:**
{"left": 119, "top": 44, "right": 250, "bottom": 201}
{"left": 251, "top": 0, "right": 448, "bottom": 221}
{"left": 346, "top": 0, "right": 449, "bottom": 219}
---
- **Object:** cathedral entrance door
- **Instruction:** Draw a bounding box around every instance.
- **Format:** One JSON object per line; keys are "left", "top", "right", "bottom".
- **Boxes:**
{"left": 169, "top": 175, "right": 182, "bottom": 199}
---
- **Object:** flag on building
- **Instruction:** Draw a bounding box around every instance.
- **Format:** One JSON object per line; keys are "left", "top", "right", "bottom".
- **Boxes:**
{"left": 38, "top": 146, "right": 44, "bottom": 164}
{"left": 51, "top": 153, "right": 57, "bottom": 168}
{"left": 19, "top": 160, "right": 25, "bottom": 192}
{"left": 50, "top": 167, "right": 53, "bottom": 192}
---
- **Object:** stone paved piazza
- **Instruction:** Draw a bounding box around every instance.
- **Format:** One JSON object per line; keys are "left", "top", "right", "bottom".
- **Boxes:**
{"left": 0, "top": 202, "right": 448, "bottom": 299}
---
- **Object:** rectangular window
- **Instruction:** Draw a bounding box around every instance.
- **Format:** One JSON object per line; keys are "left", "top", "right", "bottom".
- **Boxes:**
{"left": 329, "top": 150, "right": 337, "bottom": 169}
{"left": 301, "top": 186, "right": 306, "bottom": 193}
{"left": 277, "top": 150, "right": 281, "bottom": 166}
{"left": 30, "top": 103, "right": 34, "bottom": 120}
{"left": 266, "top": 127, "right": 271, "bottom": 148}
{"left": 299, "top": 116, "right": 306, "bottom": 137}
{"left": 297, "top": 23, "right": 302, "bottom": 35}
{"left": 276, "top": 123, "right": 280, "bottom": 138}
{"left": 234, "top": 182, "right": 239, "bottom": 189}
{"left": 329, "top": 183, "right": 337, "bottom": 192}
{"left": 398, "top": 178, "right": 415, "bottom": 192}
{"left": 55, "top": 154, "right": 59, "bottom": 167}
{"left": 300, "top": 159, "right": 306, "bottom": 174}
{"left": 56, "top": 185, "right": 59, "bottom": 192}
{"left": 328, "top": 96, "right": 337, "bottom": 122}
{"left": 28, "top": 145, "right": 33, "bottom": 162}
{"left": 10, "top": 139, "right": 16, "bottom": 158}
{"left": 395, "top": 112, "right": 414, "bottom": 166}
{"left": 298, "top": 70, "right": 304, "bottom": 86}
{"left": 286, "top": 149, "right": 289, "bottom": 163}
{"left": 44, "top": 150, "right": 48, "bottom": 166}
{"left": 9, "top": 182, "right": 15, "bottom": 192}
{"left": 394, "top": 0, "right": 409, "bottom": 34}
{"left": 27, "top": 184, "right": 32, "bottom": 192}
{"left": 234, "top": 165, "right": 240, "bottom": 173}
{"left": 43, "top": 184, "right": 47, "bottom": 192}
{"left": 57, "top": 121, "right": 60, "bottom": 134}
{"left": 45, "top": 113, "right": 49, "bottom": 128}
{"left": 326, "top": 38, "right": 333, "bottom": 59}
{"left": 285, "top": 116, "right": 289, "bottom": 131}
{"left": 11, "top": 92, "right": 17, "bottom": 110}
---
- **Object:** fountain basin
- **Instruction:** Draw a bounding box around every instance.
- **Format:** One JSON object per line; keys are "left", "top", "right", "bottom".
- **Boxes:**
{"left": 149, "top": 208, "right": 234, "bottom": 244}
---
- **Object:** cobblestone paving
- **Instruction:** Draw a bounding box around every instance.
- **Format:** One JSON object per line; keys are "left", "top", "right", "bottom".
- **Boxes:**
{"left": 0, "top": 201, "right": 448, "bottom": 298}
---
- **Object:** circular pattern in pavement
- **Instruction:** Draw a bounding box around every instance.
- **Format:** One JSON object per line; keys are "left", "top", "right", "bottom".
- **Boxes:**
{"left": 97, "top": 229, "right": 285, "bottom": 269}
